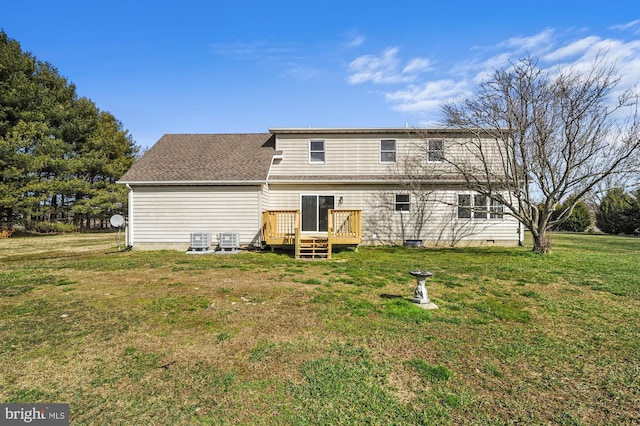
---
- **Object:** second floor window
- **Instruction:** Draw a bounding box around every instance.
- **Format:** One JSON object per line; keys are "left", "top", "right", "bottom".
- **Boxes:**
{"left": 310, "top": 140, "right": 325, "bottom": 163}
{"left": 427, "top": 139, "right": 444, "bottom": 162}
{"left": 381, "top": 139, "right": 396, "bottom": 162}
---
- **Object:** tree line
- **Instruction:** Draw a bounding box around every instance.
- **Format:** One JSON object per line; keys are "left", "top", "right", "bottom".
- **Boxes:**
{"left": 549, "top": 189, "right": 640, "bottom": 235}
{"left": 0, "top": 31, "right": 138, "bottom": 233}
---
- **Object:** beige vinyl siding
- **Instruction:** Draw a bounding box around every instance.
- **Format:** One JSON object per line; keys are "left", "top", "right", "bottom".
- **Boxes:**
{"left": 271, "top": 133, "right": 406, "bottom": 176}
{"left": 130, "top": 185, "right": 261, "bottom": 249}
{"left": 260, "top": 183, "right": 269, "bottom": 212}
{"left": 271, "top": 133, "right": 504, "bottom": 177}
{"left": 267, "top": 184, "right": 520, "bottom": 246}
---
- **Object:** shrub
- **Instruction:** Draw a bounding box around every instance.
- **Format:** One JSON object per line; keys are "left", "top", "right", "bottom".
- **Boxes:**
{"left": 29, "top": 222, "right": 77, "bottom": 234}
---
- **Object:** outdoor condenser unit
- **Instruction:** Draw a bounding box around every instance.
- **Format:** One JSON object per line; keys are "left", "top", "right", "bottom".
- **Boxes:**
{"left": 189, "top": 232, "right": 211, "bottom": 250}
{"left": 217, "top": 232, "right": 240, "bottom": 253}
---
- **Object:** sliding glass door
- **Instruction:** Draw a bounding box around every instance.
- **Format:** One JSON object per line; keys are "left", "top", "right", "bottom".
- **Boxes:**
{"left": 301, "top": 195, "right": 334, "bottom": 232}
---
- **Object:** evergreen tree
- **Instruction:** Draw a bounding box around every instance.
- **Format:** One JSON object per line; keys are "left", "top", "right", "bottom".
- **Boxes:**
{"left": 554, "top": 199, "right": 592, "bottom": 232}
{"left": 0, "top": 30, "right": 138, "bottom": 231}
{"left": 596, "top": 188, "right": 634, "bottom": 234}
{"left": 623, "top": 190, "right": 640, "bottom": 235}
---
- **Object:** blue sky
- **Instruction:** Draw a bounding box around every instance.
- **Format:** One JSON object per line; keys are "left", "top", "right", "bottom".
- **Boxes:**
{"left": 3, "top": 1, "right": 640, "bottom": 149}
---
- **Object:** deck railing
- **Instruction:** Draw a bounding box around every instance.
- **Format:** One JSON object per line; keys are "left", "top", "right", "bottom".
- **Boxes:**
{"left": 262, "top": 209, "right": 362, "bottom": 248}
{"left": 261, "top": 210, "right": 299, "bottom": 246}
{"left": 328, "top": 209, "right": 362, "bottom": 245}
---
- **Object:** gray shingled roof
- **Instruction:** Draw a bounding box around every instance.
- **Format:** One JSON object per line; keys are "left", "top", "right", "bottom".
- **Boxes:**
{"left": 119, "top": 133, "right": 277, "bottom": 183}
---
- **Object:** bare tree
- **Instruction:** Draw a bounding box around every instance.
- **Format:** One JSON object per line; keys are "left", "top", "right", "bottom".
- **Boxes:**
{"left": 440, "top": 55, "right": 640, "bottom": 253}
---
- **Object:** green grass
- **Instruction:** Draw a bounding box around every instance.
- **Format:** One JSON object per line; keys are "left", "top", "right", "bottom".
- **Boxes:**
{"left": 0, "top": 232, "right": 639, "bottom": 424}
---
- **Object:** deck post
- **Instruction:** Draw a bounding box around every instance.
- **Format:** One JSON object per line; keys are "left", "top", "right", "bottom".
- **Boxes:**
{"left": 294, "top": 210, "right": 300, "bottom": 259}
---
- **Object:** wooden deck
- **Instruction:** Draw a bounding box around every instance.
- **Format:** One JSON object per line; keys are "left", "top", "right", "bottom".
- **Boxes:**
{"left": 261, "top": 209, "right": 362, "bottom": 259}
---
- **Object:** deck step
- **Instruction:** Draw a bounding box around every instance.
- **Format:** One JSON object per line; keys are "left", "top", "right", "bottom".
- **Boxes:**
{"left": 296, "top": 237, "right": 330, "bottom": 259}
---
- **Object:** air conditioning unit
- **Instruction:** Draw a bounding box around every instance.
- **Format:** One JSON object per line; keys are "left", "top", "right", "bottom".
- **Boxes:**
{"left": 217, "top": 232, "right": 240, "bottom": 253}
{"left": 189, "top": 232, "right": 211, "bottom": 252}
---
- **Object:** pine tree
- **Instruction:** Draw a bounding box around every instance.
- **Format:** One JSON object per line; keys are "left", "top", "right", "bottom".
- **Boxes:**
{"left": 0, "top": 31, "right": 138, "bottom": 231}
{"left": 596, "top": 188, "right": 634, "bottom": 234}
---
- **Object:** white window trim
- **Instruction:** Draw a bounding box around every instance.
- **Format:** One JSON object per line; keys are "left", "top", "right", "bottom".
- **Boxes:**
{"left": 309, "top": 140, "right": 325, "bottom": 164}
{"left": 380, "top": 139, "right": 396, "bottom": 163}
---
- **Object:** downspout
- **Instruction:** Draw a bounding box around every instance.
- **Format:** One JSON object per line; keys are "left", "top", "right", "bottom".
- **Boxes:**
{"left": 265, "top": 153, "right": 282, "bottom": 193}
{"left": 518, "top": 221, "right": 523, "bottom": 246}
{"left": 126, "top": 184, "right": 134, "bottom": 248}
{"left": 260, "top": 155, "right": 278, "bottom": 247}
{"left": 265, "top": 158, "right": 273, "bottom": 193}
{"left": 264, "top": 153, "right": 283, "bottom": 205}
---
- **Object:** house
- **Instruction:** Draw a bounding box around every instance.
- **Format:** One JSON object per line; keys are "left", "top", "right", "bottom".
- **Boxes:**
{"left": 118, "top": 128, "right": 523, "bottom": 257}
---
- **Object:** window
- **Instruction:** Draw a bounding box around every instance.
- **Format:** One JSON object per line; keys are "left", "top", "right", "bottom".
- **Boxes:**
{"left": 457, "top": 194, "right": 471, "bottom": 218}
{"left": 310, "top": 140, "right": 325, "bottom": 163}
{"left": 457, "top": 194, "right": 505, "bottom": 220}
{"left": 474, "top": 195, "right": 487, "bottom": 219}
{"left": 427, "top": 139, "right": 444, "bottom": 162}
{"left": 381, "top": 139, "right": 396, "bottom": 163}
{"left": 395, "top": 194, "right": 410, "bottom": 212}
{"left": 490, "top": 199, "right": 504, "bottom": 219}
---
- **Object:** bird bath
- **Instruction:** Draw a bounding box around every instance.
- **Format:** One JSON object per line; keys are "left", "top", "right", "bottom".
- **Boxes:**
{"left": 409, "top": 270, "right": 438, "bottom": 309}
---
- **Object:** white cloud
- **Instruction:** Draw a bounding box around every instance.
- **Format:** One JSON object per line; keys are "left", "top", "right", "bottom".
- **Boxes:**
{"left": 385, "top": 80, "right": 470, "bottom": 113}
{"left": 499, "top": 28, "right": 556, "bottom": 54}
{"left": 347, "top": 47, "right": 406, "bottom": 84}
{"left": 470, "top": 53, "right": 513, "bottom": 84}
{"left": 403, "top": 58, "right": 431, "bottom": 74}
{"left": 610, "top": 20, "right": 640, "bottom": 31}
{"left": 346, "top": 34, "right": 366, "bottom": 48}
{"left": 346, "top": 27, "right": 640, "bottom": 122}
{"left": 543, "top": 36, "right": 602, "bottom": 62}
{"left": 347, "top": 48, "right": 431, "bottom": 84}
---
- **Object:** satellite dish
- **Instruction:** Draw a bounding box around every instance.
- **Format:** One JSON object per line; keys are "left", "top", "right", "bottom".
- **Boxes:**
{"left": 110, "top": 214, "right": 125, "bottom": 228}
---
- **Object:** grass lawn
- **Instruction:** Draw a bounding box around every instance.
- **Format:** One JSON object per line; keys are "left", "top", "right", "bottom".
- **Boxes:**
{"left": 0, "top": 232, "right": 638, "bottom": 425}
